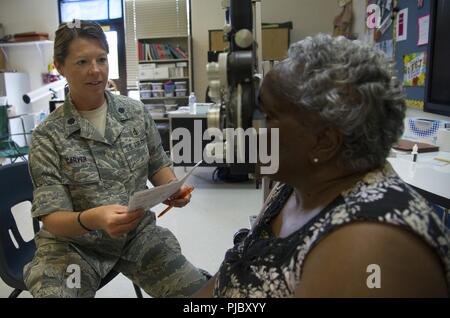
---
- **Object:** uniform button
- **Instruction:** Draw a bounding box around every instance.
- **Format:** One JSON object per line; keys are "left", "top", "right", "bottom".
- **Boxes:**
{"left": 118, "top": 107, "right": 125, "bottom": 113}
{"left": 67, "top": 118, "right": 75, "bottom": 125}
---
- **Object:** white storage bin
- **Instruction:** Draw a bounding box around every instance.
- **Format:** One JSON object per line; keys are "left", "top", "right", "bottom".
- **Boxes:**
{"left": 174, "top": 81, "right": 187, "bottom": 90}
{"left": 152, "top": 89, "right": 165, "bottom": 98}
{"left": 139, "top": 83, "right": 152, "bottom": 91}
{"left": 151, "top": 82, "right": 163, "bottom": 90}
{"left": 140, "top": 91, "right": 152, "bottom": 99}
{"left": 176, "top": 88, "right": 187, "bottom": 97}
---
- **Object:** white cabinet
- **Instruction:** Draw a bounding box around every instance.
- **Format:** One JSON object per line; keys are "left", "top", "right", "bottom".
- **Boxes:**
{"left": 0, "top": 72, "right": 31, "bottom": 116}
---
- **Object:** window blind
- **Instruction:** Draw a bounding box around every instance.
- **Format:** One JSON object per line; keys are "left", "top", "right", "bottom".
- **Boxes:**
{"left": 124, "top": 0, "right": 188, "bottom": 89}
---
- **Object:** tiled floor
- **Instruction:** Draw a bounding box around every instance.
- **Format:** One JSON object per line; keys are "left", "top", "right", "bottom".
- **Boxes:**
{"left": 0, "top": 166, "right": 263, "bottom": 298}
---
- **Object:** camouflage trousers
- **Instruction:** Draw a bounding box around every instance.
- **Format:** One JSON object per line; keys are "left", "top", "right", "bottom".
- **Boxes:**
{"left": 23, "top": 221, "right": 207, "bottom": 298}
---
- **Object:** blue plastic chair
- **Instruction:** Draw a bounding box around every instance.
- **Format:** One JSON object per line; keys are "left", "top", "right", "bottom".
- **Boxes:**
{"left": 0, "top": 162, "right": 143, "bottom": 298}
{"left": 0, "top": 162, "right": 38, "bottom": 297}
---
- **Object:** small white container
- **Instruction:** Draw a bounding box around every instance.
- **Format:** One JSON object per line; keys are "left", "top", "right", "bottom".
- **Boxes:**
{"left": 176, "top": 88, "right": 187, "bottom": 97}
{"left": 195, "top": 103, "right": 213, "bottom": 114}
{"left": 436, "top": 128, "right": 450, "bottom": 152}
{"left": 152, "top": 89, "right": 165, "bottom": 98}
{"left": 151, "top": 82, "right": 163, "bottom": 90}
{"left": 140, "top": 91, "right": 152, "bottom": 99}
{"left": 174, "top": 81, "right": 187, "bottom": 90}
{"left": 139, "top": 83, "right": 152, "bottom": 91}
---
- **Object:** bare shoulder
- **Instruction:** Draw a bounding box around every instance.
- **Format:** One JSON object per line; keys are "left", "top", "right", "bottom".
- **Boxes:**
{"left": 295, "top": 222, "right": 448, "bottom": 297}
{"left": 192, "top": 274, "right": 217, "bottom": 298}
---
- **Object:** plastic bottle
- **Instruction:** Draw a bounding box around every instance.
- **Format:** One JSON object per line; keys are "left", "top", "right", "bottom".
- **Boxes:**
{"left": 188, "top": 92, "right": 197, "bottom": 114}
{"left": 37, "top": 111, "right": 46, "bottom": 125}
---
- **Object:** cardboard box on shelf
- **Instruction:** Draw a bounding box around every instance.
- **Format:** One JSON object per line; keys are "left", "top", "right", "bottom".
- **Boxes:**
{"left": 139, "top": 67, "right": 169, "bottom": 80}
{"left": 139, "top": 63, "right": 186, "bottom": 80}
{"left": 139, "top": 63, "right": 156, "bottom": 70}
{"left": 169, "top": 67, "right": 185, "bottom": 78}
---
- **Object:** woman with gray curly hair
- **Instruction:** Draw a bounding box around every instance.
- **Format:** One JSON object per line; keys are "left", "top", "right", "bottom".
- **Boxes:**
{"left": 195, "top": 34, "right": 449, "bottom": 297}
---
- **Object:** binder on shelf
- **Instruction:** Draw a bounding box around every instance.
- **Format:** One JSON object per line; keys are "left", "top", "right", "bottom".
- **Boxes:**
{"left": 138, "top": 43, "right": 143, "bottom": 61}
{"left": 156, "top": 44, "right": 166, "bottom": 60}
{"left": 139, "top": 41, "right": 189, "bottom": 62}
{"left": 163, "top": 44, "right": 172, "bottom": 59}
{"left": 174, "top": 46, "right": 187, "bottom": 59}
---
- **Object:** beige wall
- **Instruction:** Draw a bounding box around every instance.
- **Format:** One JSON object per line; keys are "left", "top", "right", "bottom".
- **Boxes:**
{"left": 261, "top": 0, "right": 340, "bottom": 43}
{"left": 0, "top": 0, "right": 58, "bottom": 36}
{"left": 190, "top": 0, "right": 223, "bottom": 101}
{"left": 191, "top": 0, "right": 342, "bottom": 102}
{"left": 352, "top": 0, "right": 367, "bottom": 40}
{"left": 0, "top": 0, "right": 59, "bottom": 113}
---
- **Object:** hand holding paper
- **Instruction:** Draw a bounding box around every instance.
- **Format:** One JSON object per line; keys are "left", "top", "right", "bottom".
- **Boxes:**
{"left": 158, "top": 186, "right": 194, "bottom": 218}
{"left": 127, "top": 160, "right": 202, "bottom": 212}
{"left": 163, "top": 184, "right": 194, "bottom": 207}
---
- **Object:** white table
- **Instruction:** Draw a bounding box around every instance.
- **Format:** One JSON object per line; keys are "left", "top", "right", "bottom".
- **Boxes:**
{"left": 388, "top": 151, "right": 450, "bottom": 208}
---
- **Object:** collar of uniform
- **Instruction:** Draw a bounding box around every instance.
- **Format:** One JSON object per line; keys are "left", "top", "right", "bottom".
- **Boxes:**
{"left": 63, "top": 94, "right": 82, "bottom": 138}
{"left": 105, "top": 90, "right": 132, "bottom": 122}
{"left": 64, "top": 96, "right": 106, "bottom": 143}
{"left": 103, "top": 91, "right": 129, "bottom": 145}
{"left": 63, "top": 91, "right": 131, "bottom": 143}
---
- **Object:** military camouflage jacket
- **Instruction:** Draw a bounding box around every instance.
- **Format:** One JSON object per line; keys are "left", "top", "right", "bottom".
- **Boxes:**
{"left": 28, "top": 91, "right": 171, "bottom": 276}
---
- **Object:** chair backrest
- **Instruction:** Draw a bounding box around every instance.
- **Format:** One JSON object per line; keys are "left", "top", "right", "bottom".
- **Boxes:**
{"left": 0, "top": 162, "right": 142, "bottom": 297}
{"left": 0, "top": 162, "right": 39, "bottom": 290}
{"left": 0, "top": 106, "right": 9, "bottom": 140}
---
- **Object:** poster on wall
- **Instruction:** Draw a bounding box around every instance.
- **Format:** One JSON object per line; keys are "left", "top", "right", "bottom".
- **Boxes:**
{"left": 403, "top": 52, "right": 427, "bottom": 86}
{"left": 417, "top": 14, "right": 430, "bottom": 46}
{"left": 396, "top": 8, "right": 408, "bottom": 42}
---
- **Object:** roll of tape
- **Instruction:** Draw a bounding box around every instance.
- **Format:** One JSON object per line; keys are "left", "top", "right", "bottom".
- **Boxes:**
{"left": 436, "top": 128, "right": 450, "bottom": 152}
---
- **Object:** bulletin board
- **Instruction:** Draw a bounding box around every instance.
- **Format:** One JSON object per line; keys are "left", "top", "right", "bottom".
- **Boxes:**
{"left": 367, "top": 0, "right": 397, "bottom": 59}
{"left": 367, "top": 0, "right": 432, "bottom": 109}
{"left": 394, "top": 0, "right": 431, "bottom": 109}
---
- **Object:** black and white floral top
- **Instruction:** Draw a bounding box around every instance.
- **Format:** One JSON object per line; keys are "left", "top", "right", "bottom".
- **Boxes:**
{"left": 213, "top": 164, "right": 450, "bottom": 297}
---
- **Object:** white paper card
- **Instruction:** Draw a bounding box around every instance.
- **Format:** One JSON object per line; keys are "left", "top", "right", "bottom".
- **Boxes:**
{"left": 418, "top": 15, "right": 430, "bottom": 46}
{"left": 128, "top": 160, "right": 202, "bottom": 212}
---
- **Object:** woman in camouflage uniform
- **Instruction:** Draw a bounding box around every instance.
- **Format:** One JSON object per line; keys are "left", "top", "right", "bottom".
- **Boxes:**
{"left": 24, "top": 20, "right": 207, "bottom": 298}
